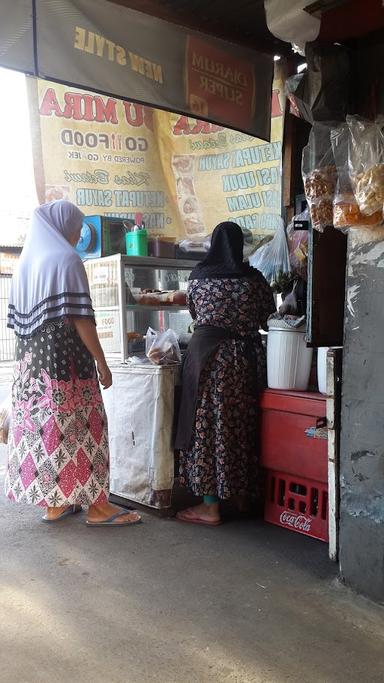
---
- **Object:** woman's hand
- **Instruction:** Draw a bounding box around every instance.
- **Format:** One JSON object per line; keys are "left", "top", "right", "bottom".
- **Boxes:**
{"left": 97, "top": 360, "right": 112, "bottom": 389}
{"left": 71, "top": 318, "right": 113, "bottom": 390}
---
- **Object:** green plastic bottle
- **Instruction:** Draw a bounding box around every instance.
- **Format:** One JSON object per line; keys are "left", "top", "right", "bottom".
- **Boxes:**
{"left": 125, "top": 227, "right": 148, "bottom": 256}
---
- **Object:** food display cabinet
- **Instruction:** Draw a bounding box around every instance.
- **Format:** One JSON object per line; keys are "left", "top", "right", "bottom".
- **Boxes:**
{"left": 84, "top": 254, "right": 197, "bottom": 362}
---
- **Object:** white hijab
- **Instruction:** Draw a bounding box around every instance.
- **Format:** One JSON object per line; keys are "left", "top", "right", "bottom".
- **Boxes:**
{"left": 8, "top": 201, "right": 94, "bottom": 337}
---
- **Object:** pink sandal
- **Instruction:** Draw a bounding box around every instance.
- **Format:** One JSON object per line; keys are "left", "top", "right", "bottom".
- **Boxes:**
{"left": 176, "top": 508, "right": 222, "bottom": 527}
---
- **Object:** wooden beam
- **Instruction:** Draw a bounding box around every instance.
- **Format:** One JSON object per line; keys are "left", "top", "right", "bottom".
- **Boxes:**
{"left": 282, "top": 111, "right": 294, "bottom": 210}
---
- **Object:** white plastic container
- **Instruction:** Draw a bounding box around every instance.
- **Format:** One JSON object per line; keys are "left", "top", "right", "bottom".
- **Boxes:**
{"left": 317, "top": 347, "right": 329, "bottom": 395}
{"left": 267, "top": 321, "right": 313, "bottom": 391}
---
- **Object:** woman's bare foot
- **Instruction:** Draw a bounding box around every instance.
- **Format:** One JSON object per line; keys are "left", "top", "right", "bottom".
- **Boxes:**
{"left": 42, "top": 505, "right": 82, "bottom": 522}
{"left": 87, "top": 502, "right": 141, "bottom": 525}
{"left": 44, "top": 506, "right": 76, "bottom": 521}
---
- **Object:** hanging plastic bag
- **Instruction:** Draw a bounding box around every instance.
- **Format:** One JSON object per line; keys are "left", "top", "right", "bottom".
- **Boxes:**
{"left": 347, "top": 116, "right": 384, "bottom": 216}
{"left": 249, "top": 217, "right": 291, "bottom": 286}
{"left": 286, "top": 209, "right": 309, "bottom": 280}
{"left": 264, "top": 0, "right": 320, "bottom": 57}
{"left": 0, "top": 394, "right": 11, "bottom": 444}
{"left": 285, "top": 44, "right": 351, "bottom": 124}
{"left": 278, "top": 280, "right": 299, "bottom": 316}
{"left": 285, "top": 73, "right": 306, "bottom": 119}
{"left": 331, "top": 124, "right": 383, "bottom": 230}
{"left": 145, "top": 328, "right": 181, "bottom": 365}
{"left": 302, "top": 122, "right": 337, "bottom": 232}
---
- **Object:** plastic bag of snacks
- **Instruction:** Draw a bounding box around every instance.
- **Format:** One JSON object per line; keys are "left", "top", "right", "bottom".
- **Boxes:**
{"left": 331, "top": 124, "right": 383, "bottom": 230}
{"left": 145, "top": 328, "right": 181, "bottom": 365}
{"left": 302, "top": 123, "right": 337, "bottom": 232}
{"left": 286, "top": 210, "right": 309, "bottom": 280}
{"left": 0, "top": 394, "right": 11, "bottom": 444}
{"left": 347, "top": 116, "right": 384, "bottom": 216}
{"left": 249, "top": 217, "right": 291, "bottom": 285}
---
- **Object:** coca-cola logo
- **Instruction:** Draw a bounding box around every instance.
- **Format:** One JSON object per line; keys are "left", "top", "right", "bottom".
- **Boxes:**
{"left": 280, "top": 511, "right": 312, "bottom": 532}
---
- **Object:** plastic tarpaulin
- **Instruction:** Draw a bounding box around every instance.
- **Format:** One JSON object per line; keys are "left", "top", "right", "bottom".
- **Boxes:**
{"left": 0, "top": 0, "right": 274, "bottom": 139}
{"left": 103, "top": 363, "right": 178, "bottom": 508}
{"left": 0, "top": 1, "right": 34, "bottom": 74}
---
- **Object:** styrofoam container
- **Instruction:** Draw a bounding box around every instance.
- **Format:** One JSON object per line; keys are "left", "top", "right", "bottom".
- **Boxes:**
{"left": 267, "top": 324, "right": 313, "bottom": 391}
{"left": 317, "top": 347, "right": 329, "bottom": 395}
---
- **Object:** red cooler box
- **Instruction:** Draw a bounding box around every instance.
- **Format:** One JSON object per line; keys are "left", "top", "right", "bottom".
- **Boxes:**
{"left": 260, "top": 390, "right": 328, "bottom": 542}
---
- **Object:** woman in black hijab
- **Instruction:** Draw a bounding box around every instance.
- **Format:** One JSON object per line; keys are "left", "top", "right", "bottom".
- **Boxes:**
{"left": 175, "top": 222, "right": 275, "bottom": 525}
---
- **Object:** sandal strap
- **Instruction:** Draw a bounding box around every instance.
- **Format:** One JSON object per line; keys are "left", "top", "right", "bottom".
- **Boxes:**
{"left": 104, "top": 509, "right": 135, "bottom": 523}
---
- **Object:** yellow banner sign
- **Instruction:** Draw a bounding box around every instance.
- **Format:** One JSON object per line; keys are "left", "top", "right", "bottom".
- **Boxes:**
{"left": 29, "top": 70, "right": 284, "bottom": 241}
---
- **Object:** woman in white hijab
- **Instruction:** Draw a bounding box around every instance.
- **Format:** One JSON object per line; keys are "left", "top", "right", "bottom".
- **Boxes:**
{"left": 5, "top": 200, "right": 141, "bottom": 526}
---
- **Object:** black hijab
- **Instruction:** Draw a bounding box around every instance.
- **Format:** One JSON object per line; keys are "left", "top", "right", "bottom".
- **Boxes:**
{"left": 189, "top": 221, "right": 256, "bottom": 280}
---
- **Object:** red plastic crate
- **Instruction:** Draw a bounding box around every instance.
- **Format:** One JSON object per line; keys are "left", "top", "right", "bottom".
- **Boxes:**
{"left": 260, "top": 390, "right": 328, "bottom": 483}
{"left": 264, "top": 470, "right": 329, "bottom": 542}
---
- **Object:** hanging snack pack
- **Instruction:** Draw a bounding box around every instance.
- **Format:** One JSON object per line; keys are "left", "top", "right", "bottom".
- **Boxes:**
{"left": 302, "top": 123, "right": 337, "bottom": 232}
{"left": 331, "top": 124, "right": 382, "bottom": 230}
{"left": 249, "top": 217, "right": 291, "bottom": 285}
{"left": 347, "top": 116, "right": 384, "bottom": 217}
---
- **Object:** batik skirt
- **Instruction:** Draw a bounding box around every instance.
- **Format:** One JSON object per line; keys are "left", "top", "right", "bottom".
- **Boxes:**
{"left": 178, "top": 338, "right": 265, "bottom": 500}
{"left": 5, "top": 318, "right": 110, "bottom": 507}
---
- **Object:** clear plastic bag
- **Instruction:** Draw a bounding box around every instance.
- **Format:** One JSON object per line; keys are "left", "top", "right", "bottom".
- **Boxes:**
{"left": 249, "top": 217, "right": 291, "bottom": 285}
{"left": 0, "top": 394, "right": 11, "bottom": 444}
{"left": 178, "top": 239, "right": 208, "bottom": 254}
{"left": 285, "top": 73, "right": 305, "bottom": 119}
{"left": 347, "top": 116, "right": 384, "bottom": 216}
{"left": 302, "top": 122, "right": 337, "bottom": 232}
{"left": 145, "top": 327, "right": 181, "bottom": 365}
{"left": 286, "top": 209, "right": 309, "bottom": 280}
{"left": 331, "top": 124, "right": 383, "bottom": 230}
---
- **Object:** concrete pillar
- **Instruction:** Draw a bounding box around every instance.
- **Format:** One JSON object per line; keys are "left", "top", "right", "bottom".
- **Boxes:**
{"left": 339, "top": 228, "right": 384, "bottom": 602}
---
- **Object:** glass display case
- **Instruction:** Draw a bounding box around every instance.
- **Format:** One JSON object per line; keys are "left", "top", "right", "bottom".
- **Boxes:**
{"left": 84, "top": 254, "right": 197, "bottom": 362}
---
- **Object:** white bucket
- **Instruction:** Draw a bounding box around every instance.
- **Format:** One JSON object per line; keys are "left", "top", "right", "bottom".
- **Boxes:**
{"left": 317, "top": 347, "right": 329, "bottom": 395}
{"left": 267, "top": 325, "right": 313, "bottom": 391}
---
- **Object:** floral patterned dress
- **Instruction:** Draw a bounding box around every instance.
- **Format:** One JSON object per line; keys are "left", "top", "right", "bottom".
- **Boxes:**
{"left": 179, "top": 275, "right": 275, "bottom": 500}
{"left": 5, "top": 319, "right": 109, "bottom": 507}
